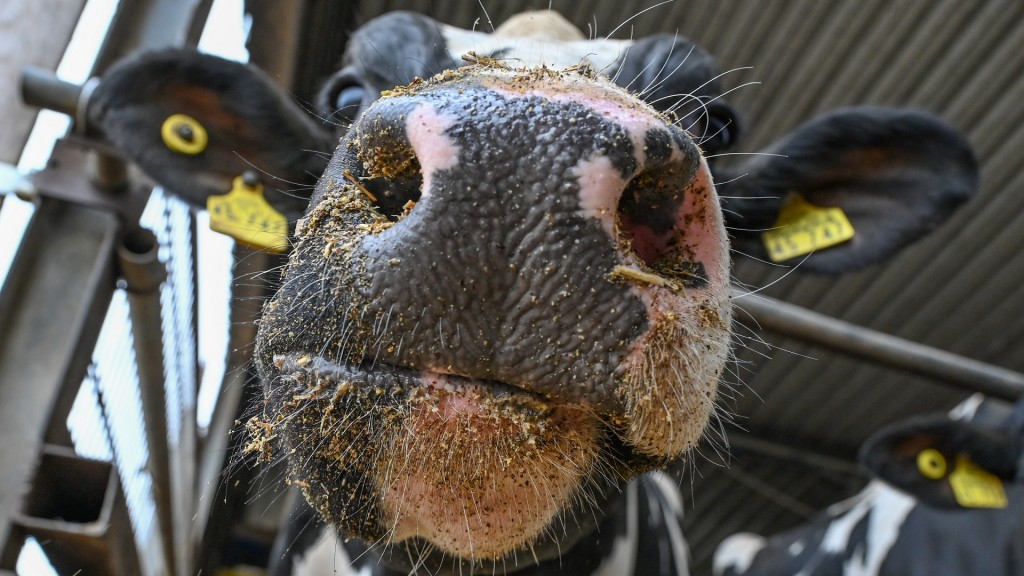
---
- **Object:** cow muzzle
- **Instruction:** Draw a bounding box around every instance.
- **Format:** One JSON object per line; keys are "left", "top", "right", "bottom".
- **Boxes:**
{"left": 253, "top": 63, "right": 732, "bottom": 560}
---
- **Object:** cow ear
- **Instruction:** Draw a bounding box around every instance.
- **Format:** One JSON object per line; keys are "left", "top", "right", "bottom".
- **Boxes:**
{"left": 858, "top": 414, "right": 1016, "bottom": 509}
{"left": 86, "top": 48, "right": 336, "bottom": 218}
{"left": 717, "top": 107, "right": 978, "bottom": 274}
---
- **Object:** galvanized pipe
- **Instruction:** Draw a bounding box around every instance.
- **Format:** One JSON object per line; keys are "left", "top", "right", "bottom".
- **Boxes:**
{"left": 21, "top": 68, "right": 128, "bottom": 194}
{"left": 19, "top": 66, "right": 82, "bottom": 118}
{"left": 733, "top": 288, "right": 1024, "bottom": 401}
{"left": 118, "top": 227, "right": 177, "bottom": 576}
{"left": 726, "top": 433, "right": 863, "bottom": 478}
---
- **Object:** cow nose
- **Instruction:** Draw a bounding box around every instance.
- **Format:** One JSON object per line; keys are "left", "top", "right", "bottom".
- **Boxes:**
{"left": 309, "top": 67, "right": 708, "bottom": 405}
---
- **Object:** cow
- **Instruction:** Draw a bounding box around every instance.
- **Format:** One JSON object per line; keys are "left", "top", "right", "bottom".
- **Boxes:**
{"left": 713, "top": 396, "right": 1024, "bottom": 576}
{"left": 84, "top": 9, "right": 979, "bottom": 576}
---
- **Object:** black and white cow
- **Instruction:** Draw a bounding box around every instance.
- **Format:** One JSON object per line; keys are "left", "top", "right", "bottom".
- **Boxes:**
{"left": 84, "top": 9, "right": 978, "bottom": 576}
{"left": 714, "top": 396, "right": 1024, "bottom": 576}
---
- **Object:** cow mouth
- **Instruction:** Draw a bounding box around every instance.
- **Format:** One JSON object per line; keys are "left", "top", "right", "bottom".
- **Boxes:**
{"left": 269, "top": 351, "right": 573, "bottom": 416}
{"left": 260, "top": 352, "right": 614, "bottom": 560}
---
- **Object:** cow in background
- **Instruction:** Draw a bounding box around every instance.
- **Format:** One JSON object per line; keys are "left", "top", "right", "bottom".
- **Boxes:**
{"left": 714, "top": 395, "right": 1024, "bottom": 576}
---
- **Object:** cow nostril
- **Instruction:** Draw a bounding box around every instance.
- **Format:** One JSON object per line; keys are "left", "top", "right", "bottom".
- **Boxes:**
{"left": 616, "top": 172, "right": 681, "bottom": 268}
{"left": 614, "top": 170, "right": 708, "bottom": 288}
{"left": 351, "top": 123, "right": 424, "bottom": 219}
{"left": 356, "top": 174, "right": 423, "bottom": 220}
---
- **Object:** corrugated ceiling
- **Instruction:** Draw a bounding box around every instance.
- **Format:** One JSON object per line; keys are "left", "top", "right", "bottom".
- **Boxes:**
{"left": 281, "top": 1, "right": 1024, "bottom": 573}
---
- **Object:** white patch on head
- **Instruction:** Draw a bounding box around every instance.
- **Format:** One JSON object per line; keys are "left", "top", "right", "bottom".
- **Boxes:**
{"left": 405, "top": 105, "right": 460, "bottom": 199}
{"left": 291, "top": 531, "right": 364, "bottom": 576}
{"left": 788, "top": 540, "right": 805, "bottom": 556}
{"left": 948, "top": 393, "right": 985, "bottom": 421}
{"left": 575, "top": 155, "right": 627, "bottom": 237}
{"left": 819, "top": 480, "right": 916, "bottom": 576}
{"left": 647, "top": 470, "right": 685, "bottom": 517}
{"left": 594, "top": 480, "right": 639, "bottom": 576}
{"left": 441, "top": 22, "right": 631, "bottom": 73}
{"left": 713, "top": 532, "right": 766, "bottom": 575}
{"left": 493, "top": 11, "right": 585, "bottom": 41}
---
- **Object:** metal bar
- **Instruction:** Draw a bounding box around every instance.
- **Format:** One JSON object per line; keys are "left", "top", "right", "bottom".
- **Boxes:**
{"left": 246, "top": 0, "right": 305, "bottom": 92}
{"left": 10, "top": 445, "right": 143, "bottom": 575}
{"left": 92, "top": 0, "right": 207, "bottom": 74}
{"left": 175, "top": 210, "right": 200, "bottom": 576}
{"left": 193, "top": 247, "right": 274, "bottom": 574}
{"left": 0, "top": 0, "right": 87, "bottom": 165}
{"left": 118, "top": 227, "right": 177, "bottom": 576}
{"left": 21, "top": 66, "right": 132, "bottom": 199}
{"left": 8, "top": 2, "right": 217, "bottom": 573}
{"left": 19, "top": 66, "right": 82, "bottom": 117}
{"left": 19, "top": 137, "right": 144, "bottom": 220}
{"left": 733, "top": 288, "right": 1024, "bottom": 401}
{"left": 0, "top": 163, "right": 34, "bottom": 200}
{"left": 0, "top": 197, "right": 119, "bottom": 564}
{"left": 725, "top": 433, "right": 864, "bottom": 478}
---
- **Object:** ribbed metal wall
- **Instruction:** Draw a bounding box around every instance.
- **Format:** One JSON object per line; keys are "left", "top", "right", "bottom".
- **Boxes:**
{"left": 298, "top": 1, "right": 1023, "bottom": 573}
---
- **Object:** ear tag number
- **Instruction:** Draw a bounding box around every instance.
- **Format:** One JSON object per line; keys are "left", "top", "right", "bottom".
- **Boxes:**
{"left": 762, "top": 194, "right": 855, "bottom": 262}
{"left": 949, "top": 455, "right": 1008, "bottom": 509}
{"left": 207, "top": 175, "right": 289, "bottom": 253}
{"left": 161, "top": 114, "right": 208, "bottom": 155}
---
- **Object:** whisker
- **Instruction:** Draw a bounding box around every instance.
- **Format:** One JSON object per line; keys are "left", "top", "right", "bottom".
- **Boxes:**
{"left": 604, "top": 0, "right": 678, "bottom": 39}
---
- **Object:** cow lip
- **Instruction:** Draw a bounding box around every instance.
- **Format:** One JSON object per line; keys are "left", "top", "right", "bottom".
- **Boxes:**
{"left": 271, "top": 352, "right": 562, "bottom": 408}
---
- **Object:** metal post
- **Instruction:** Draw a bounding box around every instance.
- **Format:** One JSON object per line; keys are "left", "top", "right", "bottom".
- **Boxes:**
{"left": 118, "top": 227, "right": 177, "bottom": 576}
{"left": 733, "top": 288, "right": 1024, "bottom": 401}
{"left": 13, "top": 1, "right": 218, "bottom": 572}
{"left": 0, "top": 198, "right": 119, "bottom": 566}
{"left": 19, "top": 67, "right": 83, "bottom": 118}
{"left": 193, "top": 247, "right": 275, "bottom": 573}
{"left": 10, "top": 445, "right": 143, "bottom": 575}
{"left": 726, "top": 433, "right": 864, "bottom": 478}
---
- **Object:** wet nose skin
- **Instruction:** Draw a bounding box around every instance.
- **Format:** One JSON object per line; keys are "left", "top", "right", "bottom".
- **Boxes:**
{"left": 263, "top": 65, "right": 725, "bottom": 407}
{"left": 253, "top": 64, "right": 731, "bottom": 559}
{"left": 357, "top": 74, "right": 667, "bottom": 408}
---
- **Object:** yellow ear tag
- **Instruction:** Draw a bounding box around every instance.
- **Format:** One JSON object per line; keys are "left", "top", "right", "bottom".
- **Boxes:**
{"left": 207, "top": 176, "right": 289, "bottom": 253}
{"left": 161, "top": 114, "right": 208, "bottom": 155}
{"left": 949, "top": 455, "right": 1008, "bottom": 509}
{"left": 762, "top": 194, "right": 855, "bottom": 262}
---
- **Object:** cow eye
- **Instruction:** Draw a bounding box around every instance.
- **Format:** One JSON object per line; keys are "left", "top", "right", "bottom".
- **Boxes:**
{"left": 697, "top": 109, "right": 738, "bottom": 154}
{"left": 916, "top": 448, "right": 948, "bottom": 479}
{"left": 334, "top": 85, "right": 365, "bottom": 122}
{"left": 705, "top": 115, "right": 733, "bottom": 149}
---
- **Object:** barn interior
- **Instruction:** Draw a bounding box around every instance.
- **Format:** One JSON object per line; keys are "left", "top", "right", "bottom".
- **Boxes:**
{"left": 1, "top": 0, "right": 1022, "bottom": 575}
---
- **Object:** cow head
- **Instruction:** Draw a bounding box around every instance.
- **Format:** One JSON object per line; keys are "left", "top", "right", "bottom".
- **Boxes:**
{"left": 714, "top": 396, "right": 1023, "bottom": 576}
{"left": 859, "top": 397, "right": 1024, "bottom": 509}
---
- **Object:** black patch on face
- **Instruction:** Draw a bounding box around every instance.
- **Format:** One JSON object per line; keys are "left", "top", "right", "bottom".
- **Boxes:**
{"left": 644, "top": 128, "right": 674, "bottom": 165}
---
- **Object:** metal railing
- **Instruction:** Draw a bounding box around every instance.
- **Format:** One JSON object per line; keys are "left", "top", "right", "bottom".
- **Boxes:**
{"left": 0, "top": 1, "right": 213, "bottom": 575}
